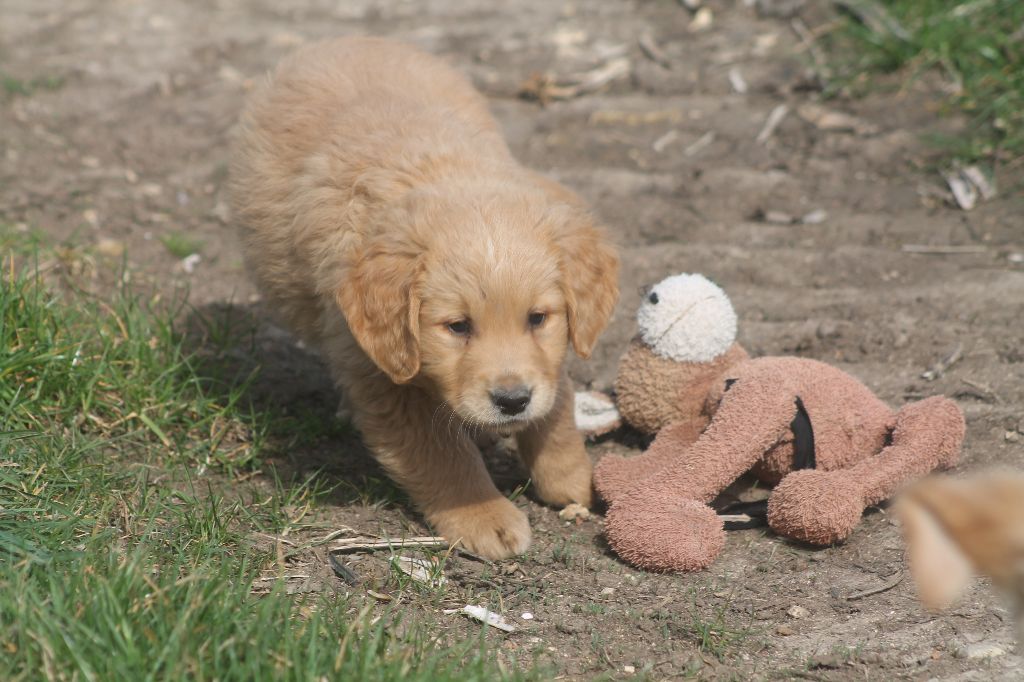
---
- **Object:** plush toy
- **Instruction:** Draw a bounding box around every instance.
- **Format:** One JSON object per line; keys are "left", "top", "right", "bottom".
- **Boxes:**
{"left": 590, "top": 273, "right": 966, "bottom": 572}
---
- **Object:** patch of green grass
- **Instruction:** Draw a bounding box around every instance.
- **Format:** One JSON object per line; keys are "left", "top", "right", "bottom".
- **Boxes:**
{"left": 160, "top": 231, "right": 204, "bottom": 259}
{"left": 0, "top": 257, "right": 530, "bottom": 680}
{"left": 1, "top": 72, "right": 65, "bottom": 97}
{"left": 686, "top": 591, "right": 755, "bottom": 661}
{"left": 829, "top": 0, "right": 1024, "bottom": 163}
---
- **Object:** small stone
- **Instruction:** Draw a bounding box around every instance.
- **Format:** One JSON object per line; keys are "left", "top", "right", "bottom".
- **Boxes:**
{"left": 786, "top": 605, "right": 809, "bottom": 619}
{"left": 1009, "top": 253, "right": 1024, "bottom": 264}
{"left": 181, "top": 253, "right": 201, "bottom": 274}
{"left": 140, "top": 182, "right": 163, "bottom": 197}
{"left": 521, "top": 612, "right": 534, "bottom": 620}
{"left": 1006, "top": 431, "right": 1021, "bottom": 443}
{"left": 956, "top": 642, "right": 1007, "bottom": 659}
{"left": 600, "top": 587, "right": 615, "bottom": 596}
{"left": 801, "top": 209, "right": 828, "bottom": 224}
{"left": 82, "top": 209, "right": 99, "bottom": 227}
{"left": 776, "top": 624, "right": 793, "bottom": 636}
{"left": 218, "top": 64, "right": 243, "bottom": 83}
{"left": 762, "top": 210, "right": 794, "bottom": 224}
{"left": 688, "top": 7, "right": 713, "bottom": 32}
{"left": 95, "top": 238, "right": 125, "bottom": 258}
{"left": 816, "top": 320, "right": 842, "bottom": 340}
{"left": 623, "top": 665, "right": 636, "bottom": 674}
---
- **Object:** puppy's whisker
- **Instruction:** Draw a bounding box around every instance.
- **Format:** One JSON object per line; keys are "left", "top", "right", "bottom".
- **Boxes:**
{"left": 430, "top": 400, "right": 454, "bottom": 437}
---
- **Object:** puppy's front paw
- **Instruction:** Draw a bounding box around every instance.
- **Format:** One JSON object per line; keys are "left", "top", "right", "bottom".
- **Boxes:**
{"left": 433, "top": 498, "right": 531, "bottom": 560}
{"left": 534, "top": 464, "right": 593, "bottom": 509}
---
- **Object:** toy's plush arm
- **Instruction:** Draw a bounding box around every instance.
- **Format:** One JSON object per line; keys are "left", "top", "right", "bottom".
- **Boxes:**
{"left": 601, "top": 377, "right": 796, "bottom": 572}
{"left": 593, "top": 417, "right": 708, "bottom": 504}
{"left": 768, "top": 395, "right": 965, "bottom": 545}
{"left": 615, "top": 377, "right": 797, "bottom": 505}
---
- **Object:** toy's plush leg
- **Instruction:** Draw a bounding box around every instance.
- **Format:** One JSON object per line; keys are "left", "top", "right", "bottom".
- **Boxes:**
{"left": 593, "top": 418, "right": 707, "bottom": 505}
{"left": 767, "top": 396, "right": 965, "bottom": 545}
{"left": 604, "top": 380, "right": 797, "bottom": 572}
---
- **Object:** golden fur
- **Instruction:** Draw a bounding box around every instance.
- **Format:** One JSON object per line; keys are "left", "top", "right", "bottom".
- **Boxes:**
{"left": 229, "top": 37, "right": 619, "bottom": 559}
{"left": 896, "top": 473, "right": 1024, "bottom": 642}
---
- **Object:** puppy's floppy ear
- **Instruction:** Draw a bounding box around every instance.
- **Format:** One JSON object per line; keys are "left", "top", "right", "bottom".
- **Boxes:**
{"left": 337, "top": 236, "right": 422, "bottom": 383}
{"left": 552, "top": 208, "right": 620, "bottom": 358}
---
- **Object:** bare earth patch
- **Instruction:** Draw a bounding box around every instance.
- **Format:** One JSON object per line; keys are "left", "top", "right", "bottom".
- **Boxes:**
{"left": 3, "top": 0, "right": 1023, "bottom": 679}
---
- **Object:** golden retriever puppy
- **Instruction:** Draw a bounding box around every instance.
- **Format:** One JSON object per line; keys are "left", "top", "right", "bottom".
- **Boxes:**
{"left": 896, "top": 472, "right": 1024, "bottom": 642}
{"left": 229, "top": 37, "right": 619, "bottom": 559}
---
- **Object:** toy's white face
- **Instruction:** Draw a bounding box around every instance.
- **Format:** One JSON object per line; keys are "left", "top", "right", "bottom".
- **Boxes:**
{"left": 637, "top": 273, "right": 737, "bottom": 362}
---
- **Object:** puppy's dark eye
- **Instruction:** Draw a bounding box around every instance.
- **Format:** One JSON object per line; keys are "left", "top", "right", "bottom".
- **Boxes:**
{"left": 648, "top": 291, "right": 659, "bottom": 304}
{"left": 528, "top": 312, "right": 547, "bottom": 329}
{"left": 446, "top": 319, "right": 471, "bottom": 336}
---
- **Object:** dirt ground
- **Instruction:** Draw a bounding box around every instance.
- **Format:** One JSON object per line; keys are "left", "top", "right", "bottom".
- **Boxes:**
{"left": 3, "top": 0, "right": 1024, "bottom": 679}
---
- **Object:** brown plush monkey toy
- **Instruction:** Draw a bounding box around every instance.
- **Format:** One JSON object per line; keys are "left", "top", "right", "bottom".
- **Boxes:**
{"left": 589, "top": 273, "right": 965, "bottom": 572}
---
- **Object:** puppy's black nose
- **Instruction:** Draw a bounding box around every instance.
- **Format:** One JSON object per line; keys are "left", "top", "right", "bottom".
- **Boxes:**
{"left": 491, "top": 386, "right": 532, "bottom": 416}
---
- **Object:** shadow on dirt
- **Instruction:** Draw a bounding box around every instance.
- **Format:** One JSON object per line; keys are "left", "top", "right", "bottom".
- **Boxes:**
{"left": 179, "top": 301, "right": 412, "bottom": 510}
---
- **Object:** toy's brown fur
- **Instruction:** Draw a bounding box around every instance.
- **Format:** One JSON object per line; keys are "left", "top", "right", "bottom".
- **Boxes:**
{"left": 230, "top": 37, "right": 618, "bottom": 559}
{"left": 595, "top": 344, "right": 964, "bottom": 572}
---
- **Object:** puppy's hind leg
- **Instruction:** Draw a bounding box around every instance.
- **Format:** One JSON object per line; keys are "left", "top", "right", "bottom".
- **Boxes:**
{"left": 352, "top": 379, "right": 531, "bottom": 560}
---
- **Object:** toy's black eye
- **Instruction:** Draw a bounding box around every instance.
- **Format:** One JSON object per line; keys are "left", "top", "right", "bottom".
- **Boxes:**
{"left": 528, "top": 312, "right": 547, "bottom": 329}
{"left": 648, "top": 292, "right": 659, "bottom": 304}
{"left": 446, "top": 319, "right": 471, "bottom": 336}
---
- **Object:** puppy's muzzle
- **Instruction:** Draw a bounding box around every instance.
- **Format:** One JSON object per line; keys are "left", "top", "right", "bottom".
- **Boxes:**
{"left": 490, "top": 385, "right": 532, "bottom": 416}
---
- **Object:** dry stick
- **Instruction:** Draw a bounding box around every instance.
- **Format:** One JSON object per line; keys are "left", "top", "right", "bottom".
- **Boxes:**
{"left": 255, "top": 532, "right": 296, "bottom": 547}
{"left": 309, "top": 527, "right": 376, "bottom": 546}
{"left": 684, "top": 131, "right": 715, "bottom": 157}
{"left": 959, "top": 378, "right": 999, "bottom": 403}
{"left": 328, "top": 536, "right": 451, "bottom": 554}
{"left": 901, "top": 244, "right": 988, "bottom": 255}
{"left": 845, "top": 572, "right": 904, "bottom": 600}
{"left": 638, "top": 32, "right": 672, "bottom": 69}
{"left": 756, "top": 105, "right": 789, "bottom": 144}
{"left": 790, "top": 18, "right": 831, "bottom": 82}
{"left": 326, "top": 536, "right": 490, "bottom": 562}
{"left": 921, "top": 342, "right": 964, "bottom": 381}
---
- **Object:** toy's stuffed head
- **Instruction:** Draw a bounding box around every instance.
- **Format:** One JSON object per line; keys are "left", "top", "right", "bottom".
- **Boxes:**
{"left": 615, "top": 274, "right": 749, "bottom": 435}
{"left": 637, "top": 273, "right": 737, "bottom": 363}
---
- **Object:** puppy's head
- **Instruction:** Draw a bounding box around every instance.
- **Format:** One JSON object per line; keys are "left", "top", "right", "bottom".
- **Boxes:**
{"left": 338, "top": 184, "right": 618, "bottom": 431}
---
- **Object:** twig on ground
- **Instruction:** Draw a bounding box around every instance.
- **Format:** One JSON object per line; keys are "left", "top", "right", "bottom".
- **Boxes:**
{"left": 844, "top": 571, "right": 904, "bottom": 600}
{"left": 790, "top": 18, "right": 831, "bottom": 82}
{"left": 309, "top": 527, "right": 376, "bottom": 546}
{"left": 255, "top": 532, "right": 296, "bottom": 546}
{"left": 328, "top": 553, "right": 361, "bottom": 585}
{"left": 921, "top": 343, "right": 964, "bottom": 381}
{"left": 955, "top": 378, "right": 1000, "bottom": 403}
{"left": 756, "top": 104, "right": 789, "bottom": 144}
{"left": 519, "top": 58, "right": 631, "bottom": 103}
{"left": 684, "top": 131, "right": 716, "bottom": 156}
{"left": 833, "top": 0, "right": 911, "bottom": 42}
{"left": 901, "top": 244, "right": 988, "bottom": 255}
{"left": 328, "top": 536, "right": 451, "bottom": 554}
{"left": 638, "top": 33, "right": 672, "bottom": 69}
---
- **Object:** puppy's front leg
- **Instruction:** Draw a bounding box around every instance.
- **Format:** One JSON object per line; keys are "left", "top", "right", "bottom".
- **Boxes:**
{"left": 516, "top": 373, "right": 593, "bottom": 508}
{"left": 354, "top": 385, "right": 531, "bottom": 560}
